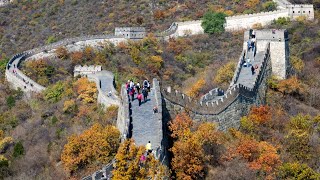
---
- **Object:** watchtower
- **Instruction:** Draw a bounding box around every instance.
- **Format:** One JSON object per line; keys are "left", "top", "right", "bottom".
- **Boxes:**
{"left": 244, "top": 29, "right": 289, "bottom": 79}
{"left": 114, "top": 27, "right": 146, "bottom": 39}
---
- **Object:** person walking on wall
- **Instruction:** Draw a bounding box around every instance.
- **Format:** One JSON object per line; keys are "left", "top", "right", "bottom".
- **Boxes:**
{"left": 251, "top": 65, "right": 255, "bottom": 75}
{"left": 146, "top": 141, "right": 152, "bottom": 153}
{"left": 136, "top": 82, "right": 141, "bottom": 94}
{"left": 126, "top": 80, "right": 130, "bottom": 94}
{"left": 147, "top": 80, "right": 151, "bottom": 92}
{"left": 142, "top": 88, "right": 148, "bottom": 102}
{"left": 129, "top": 87, "right": 135, "bottom": 101}
{"left": 137, "top": 93, "right": 143, "bottom": 106}
{"left": 130, "top": 80, "right": 134, "bottom": 89}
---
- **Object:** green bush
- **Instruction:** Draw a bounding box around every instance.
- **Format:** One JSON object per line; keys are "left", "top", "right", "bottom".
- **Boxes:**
{"left": 46, "top": 35, "right": 57, "bottom": 44}
{"left": 0, "top": 56, "right": 9, "bottom": 74}
{"left": 274, "top": 17, "right": 290, "bottom": 26}
{"left": 262, "top": 2, "right": 277, "bottom": 11}
{"left": 13, "top": 141, "right": 24, "bottom": 158}
{"left": 6, "top": 96, "right": 15, "bottom": 109}
{"left": 201, "top": 11, "right": 226, "bottom": 34}
{"left": 44, "top": 81, "right": 64, "bottom": 103}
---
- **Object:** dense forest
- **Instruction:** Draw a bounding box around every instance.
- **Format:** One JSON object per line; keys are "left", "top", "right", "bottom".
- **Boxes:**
{"left": 0, "top": 0, "right": 319, "bottom": 179}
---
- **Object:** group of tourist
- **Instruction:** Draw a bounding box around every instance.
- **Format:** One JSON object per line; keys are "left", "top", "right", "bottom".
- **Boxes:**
{"left": 245, "top": 30, "right": 259, "bottom": 75}
{"left": 139, "top": 141, "right": 153, "bottom": 167}
{"left": 126, "top": 79, "right": 150, "bottom": 106}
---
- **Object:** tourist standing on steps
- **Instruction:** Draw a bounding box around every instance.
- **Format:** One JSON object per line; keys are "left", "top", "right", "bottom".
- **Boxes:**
{"left": 130, "top": 80, "right": 134, "bottom": 89}
{"left": 147, "top": 80, "right": 151, "bottom": 92}
{"left": 143, "top": 80, "right": 148, "bottom": 89}
{"left": 142, "top": 88, "right": 148, "bottom": 102}
{"left": 136, "top": 82, "right": 141, "bottom": 93}
{"left": 251, "top": 65, "right": 255, "bottom": 75}
{"left": 129, "top": 87, "right": 135, "bottom": 101}
{"left": 146, "top": 141, "right": 152, "bottom": 153}
{"left": 126, "top": 80, "right": 130, "bottom": 94}
{"left": 137, "top": 93, "right": 143, "bottom": 106}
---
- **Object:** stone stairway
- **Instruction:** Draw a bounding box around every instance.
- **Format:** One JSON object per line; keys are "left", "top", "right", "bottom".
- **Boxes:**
{"left": 130, "top": 87, "right": 162, "bottom": 151}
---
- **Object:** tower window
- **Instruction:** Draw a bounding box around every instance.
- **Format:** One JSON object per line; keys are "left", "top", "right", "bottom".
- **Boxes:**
{"left": 293, "top": 11, "right": 295, "bottom": 13}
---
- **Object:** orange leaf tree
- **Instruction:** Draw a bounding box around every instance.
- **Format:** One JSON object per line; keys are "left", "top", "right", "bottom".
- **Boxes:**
{"left": 169, "top": 113, "right": 222, "bottom": 179}
{"left": 73, "top": 77, "right": 97, "bottom": 104}
{"left": 61, "top": 123, "right": 120, "bottom": 173}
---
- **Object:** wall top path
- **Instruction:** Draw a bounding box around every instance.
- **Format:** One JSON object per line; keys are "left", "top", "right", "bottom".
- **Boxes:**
{"left": 225, "top": 9, "right": 289, "bottom": 20}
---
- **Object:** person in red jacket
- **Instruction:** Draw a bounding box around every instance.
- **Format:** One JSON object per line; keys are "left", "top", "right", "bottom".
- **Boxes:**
{"left": 129, "top": 87, "right": 135, "bottom": 101}
{"left": 137, "top": 93, "right": 143, "bottom": 106}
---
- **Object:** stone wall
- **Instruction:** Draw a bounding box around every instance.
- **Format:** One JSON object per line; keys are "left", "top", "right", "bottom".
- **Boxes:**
{"left": 245, "top": 29, "right": 289, "bottom": 79}
{"left": 169, "top": 20, "right": 204, "bottom": 37}
{"left": 162, "top": 42, "right": 272, "bottom": 131}
{"left": 288, "top": 4, "right": 314, "bottom": 20}
{"left": 74, "top": 65, "right": 102, "bottom": 77}
{"left": 116, "top": 85, "right": 130, "bottom": 141}
{"left": 225, "top": 10, "right": 289, "bottom": 31}
{"left": 115, "top": 27, "right": 146, "bottom": 39}
{"left": 0, "top": 0, "right": 11, "bottom": 6}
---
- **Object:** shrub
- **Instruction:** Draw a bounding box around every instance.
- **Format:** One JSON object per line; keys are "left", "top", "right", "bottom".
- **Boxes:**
{"left": 13, "top": 141, "right": 24, "bottom": 158}
{"left": 262, "top": 1, "right": 277, "bottom": 11}
{"left": 6, "top": 96, "right": 15, "bottom": 109}
{"left": 44, "top": 81, "right": 65, "bottom": 103}
{"left": 46, "top": 35, "right": 57, "bottom": 44}
{"left": 277, "top": 162, "right": 320, "bottom": 179}
{"left": 201, "top": 11, "right": 226, "bottom": 34}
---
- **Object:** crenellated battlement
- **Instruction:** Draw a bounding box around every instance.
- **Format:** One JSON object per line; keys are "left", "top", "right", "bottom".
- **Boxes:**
{"left": 162, "top": 41, "right": 271, "bottom": 116}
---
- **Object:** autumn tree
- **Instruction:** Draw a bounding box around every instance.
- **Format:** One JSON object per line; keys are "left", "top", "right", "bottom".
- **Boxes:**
{"left": 290, "top": 56, "right": 305, "bottom": 74}
{"left": 61, "top": 123, "right": 120, "bottom": 173}
{"left": 169, "top": 113, "right": 222, "bottom": 179}
{"left": 55, "top": 46, "right": 69, "bottom": 60}
{"left": 278, "top": 76, "right": 304, "bottom": 96}
{"left": 70, "top": 51, "right": 84, "bottom": 64}
{"left": 168, "top": 38, "right": 192, "bottom": 55}
{"left": 226, "top": 130, "right": 281, "bottom": 179}
{"left": 112, "top": 139, "right": 167, "bottom": 179}
{"left": 285, "top": 114, "right": 312, "bottom": 160}
{"left": 73, "top": 77, "right": 97, "bottom": 104}
{"left": 186, "top": 78, "right": 206, "bottom": 98}
{"left": 241, "top": 105, "right": 272, "bottom": 133}
{"left": 214, "top": 62, "right": 236, "bottom": 86}
{"left": 277, "top": 162, "right": 320, "bottom": 179}
{"left": 44, "top": 81, "right": 65, "bottom": 103}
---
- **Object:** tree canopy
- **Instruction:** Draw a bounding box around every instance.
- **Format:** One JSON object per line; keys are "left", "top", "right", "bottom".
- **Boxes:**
{"left": 201, "top": 11, "right": 226, "bottom": 34}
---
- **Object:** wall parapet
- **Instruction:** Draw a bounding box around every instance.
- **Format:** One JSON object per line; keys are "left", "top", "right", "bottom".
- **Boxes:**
{"left": 225, "top": 9, "right": 289, "bottom": 20}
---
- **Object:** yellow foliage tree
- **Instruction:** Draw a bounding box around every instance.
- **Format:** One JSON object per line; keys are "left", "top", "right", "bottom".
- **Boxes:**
{"left": 63, "top": 99, "right": 76, "bottom": 113}
{"left": 186, "top": 78, "right": 206, "bottom": 98}
{"left": 245, "top": 0, "right": 259, "bottom": 8}
{"left": 61, "top": 123, "right": 120, "bottom": 173}
{"left": 112, "top": 139, "right": 167, "bottom": 179}
{"left": 290, "top": 56, "right": 305, "bottom": 73}
{"left": 73, "top": 77, "right": 97, "bottom": 104}
{"left": 149, "top": 55, "right": 163, "bottom": 70}
{"left": 214, "top": 62, "right": 236, "bottom": 85}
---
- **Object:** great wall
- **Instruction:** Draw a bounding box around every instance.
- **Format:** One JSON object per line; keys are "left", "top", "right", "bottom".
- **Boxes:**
{"left": 2, "top": 1, "right": 314, "bottom": 179}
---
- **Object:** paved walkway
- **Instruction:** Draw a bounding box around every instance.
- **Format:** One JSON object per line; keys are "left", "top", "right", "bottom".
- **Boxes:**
{"left": 237, "top": 48, "right": 265, "bottom": 88}
{"left": 130, "top": 88, "right": 161, "bottom": 150}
